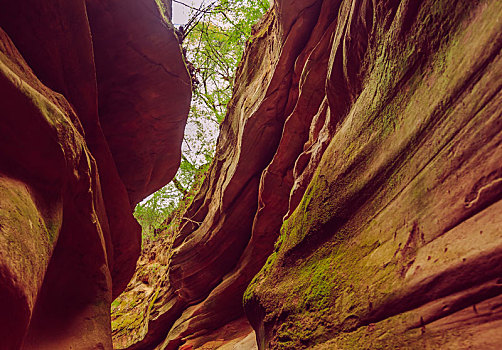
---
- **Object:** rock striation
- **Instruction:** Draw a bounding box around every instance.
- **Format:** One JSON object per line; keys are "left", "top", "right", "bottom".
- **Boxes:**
{"left": 246, "top": 1, "right": 502, "bottom": 348}
{"left": 113, "top": 0, "right": 502, "bottom": 348}
{"left": 0, "top": 0, "right": 190, "bottom": 349}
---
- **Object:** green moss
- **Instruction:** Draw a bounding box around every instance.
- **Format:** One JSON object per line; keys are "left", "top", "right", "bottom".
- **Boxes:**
{"left": 295, "top": 256, "right": 335, "bottom": 311}
{"left": 111, "top": 310, "right": 144, "bottom": 336}
{"left": 245, "top": 1, "right": 499, "bottom": 349}
{"left": 279, "top": 173, "right": 334, "bottom": 251}
{"left": 243, "top": 250, "right": 278, "bottom": 304}
{"left": 110, "top": 290, "right": 149, "bottom": 339}
{"left": 147, "top": 288, "right": 160, "bottom": 315}
{"left": 0, "top": 178, "right": 60, "bottom": 292}
{"left": 273, "top": 317, "right": 317, "bottom": 349}
{"left": 154, "top": 0, "right": 171, "bottom": 23}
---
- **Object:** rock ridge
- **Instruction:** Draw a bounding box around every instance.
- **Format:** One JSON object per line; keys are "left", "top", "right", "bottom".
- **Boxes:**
{"left": 112, "top": 0, "right": 502, "bottom": 349}
{"left": 0, "top": 0, "right": 190, "bottom": 348}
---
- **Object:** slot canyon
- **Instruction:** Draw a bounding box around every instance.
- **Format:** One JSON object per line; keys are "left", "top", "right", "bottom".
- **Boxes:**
{"left": 0, "top": 0, "right": 501, "bottom": 349}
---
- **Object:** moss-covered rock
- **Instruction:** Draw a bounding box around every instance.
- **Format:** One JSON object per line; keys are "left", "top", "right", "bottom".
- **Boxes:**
{"left": 244, "top": 0, "right": 502, "bottom": 348}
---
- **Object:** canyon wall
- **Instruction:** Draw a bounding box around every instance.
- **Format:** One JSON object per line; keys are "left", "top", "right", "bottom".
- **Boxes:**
{"left": 112, "top": 0, "right": 502, "bottom": 349}
{"left": 0, "top": 0, "right": 190, "bottom": 348}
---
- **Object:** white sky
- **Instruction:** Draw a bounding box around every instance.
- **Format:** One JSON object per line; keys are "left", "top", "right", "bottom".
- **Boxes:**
{"left": 172, "top": 0, "right": 206, "bottom": 26}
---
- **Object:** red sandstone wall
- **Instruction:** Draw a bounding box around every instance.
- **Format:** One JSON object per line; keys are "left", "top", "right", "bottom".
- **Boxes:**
{"left": 0, "top": 0, "right": 190, "bottom": 348}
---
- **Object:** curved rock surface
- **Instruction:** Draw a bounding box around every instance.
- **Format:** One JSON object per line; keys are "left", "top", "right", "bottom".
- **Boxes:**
{"left": 246, "top": 1, "right": 502, "bottom": 348}
{"left": 112, "top": 0, "right": 502, "bottom": 349}
{"left": 86, "top": 0, "right": 191, "bottom": 207}
{"left": 0, "top": 0, "right": 190, "bottom": 348}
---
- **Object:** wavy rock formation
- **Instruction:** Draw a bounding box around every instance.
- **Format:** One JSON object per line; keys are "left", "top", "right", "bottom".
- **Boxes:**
{"left": 0, "top": 0, "right": 190, "bottom": 348}
{"left": 113, "top": 0, "right": 502, "bottom": 349}
{"left": 246, "top": 1, "right": 502, "bottom": 348}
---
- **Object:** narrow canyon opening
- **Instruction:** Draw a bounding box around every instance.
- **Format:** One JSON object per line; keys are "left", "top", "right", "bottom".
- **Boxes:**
{"left": 112, "top": 2, "right": 269, "bottom": 348}
{"left": 1, "top": 0, "right": 502, "bottom": 349}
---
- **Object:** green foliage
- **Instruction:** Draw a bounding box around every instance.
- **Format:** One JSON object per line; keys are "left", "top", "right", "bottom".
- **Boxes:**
{"left": 185, "top": 0, "right": 270, "bottom": 122}
{"left": 134, "top": 160, "right": 210, "bottom": 241}
{"left": 133, "top": 186, "right": 177, "bottom": 239}
{"left": 134, "top": 0, "right": 269, "bottom": 240}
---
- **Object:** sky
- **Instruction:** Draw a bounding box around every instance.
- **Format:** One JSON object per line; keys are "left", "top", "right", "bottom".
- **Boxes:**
{"left": 172, "top": 0, "right": 220, "bottom": 197}
{"left": 172, "top": 0, "right": 206, "bottom": 26}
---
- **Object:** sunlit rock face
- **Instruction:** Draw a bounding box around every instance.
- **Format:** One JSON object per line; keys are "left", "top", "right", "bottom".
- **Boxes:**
{"left": 112, "top": 0, "right": 502, "bottom": 349}
{"left": 0, "top": 0, "right": 190, "bottom": 348}
{"left": 245, "top": 0, "right": 502, "bottom": 349}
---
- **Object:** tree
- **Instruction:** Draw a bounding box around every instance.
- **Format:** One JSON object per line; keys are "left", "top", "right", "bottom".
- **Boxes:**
{"left": 134, "top": 0, "right": 269, "bottom": 240}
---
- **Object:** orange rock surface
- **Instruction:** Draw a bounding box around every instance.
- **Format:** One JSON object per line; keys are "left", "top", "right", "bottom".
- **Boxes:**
{"left": 0, "top": 0, "right": 190, "bottom": 348}
{"left": 112, "top": 0, "right": 502, "bottom": 349}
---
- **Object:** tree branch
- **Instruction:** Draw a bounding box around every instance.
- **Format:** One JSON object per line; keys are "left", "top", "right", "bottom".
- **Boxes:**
{"left": 172, "top": 0, "right": 215, "bottom": 13}
{"left": 172, "top": 177, "right": 188, "bottom": 196}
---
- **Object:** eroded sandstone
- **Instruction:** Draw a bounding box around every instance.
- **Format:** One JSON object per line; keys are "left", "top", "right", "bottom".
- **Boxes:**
{"left": 113, "top": 0, "right": 502, "bottom": 349}
{"left": 0, "top": 0, "right": 190, "bottom": 348}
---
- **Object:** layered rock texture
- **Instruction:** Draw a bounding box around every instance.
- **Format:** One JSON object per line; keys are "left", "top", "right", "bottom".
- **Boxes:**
{"left": 0, "top": 0, "right": 190, "bottom": 348}
{"left": 112, "top": 0, "right": 502, "bottom": 349}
